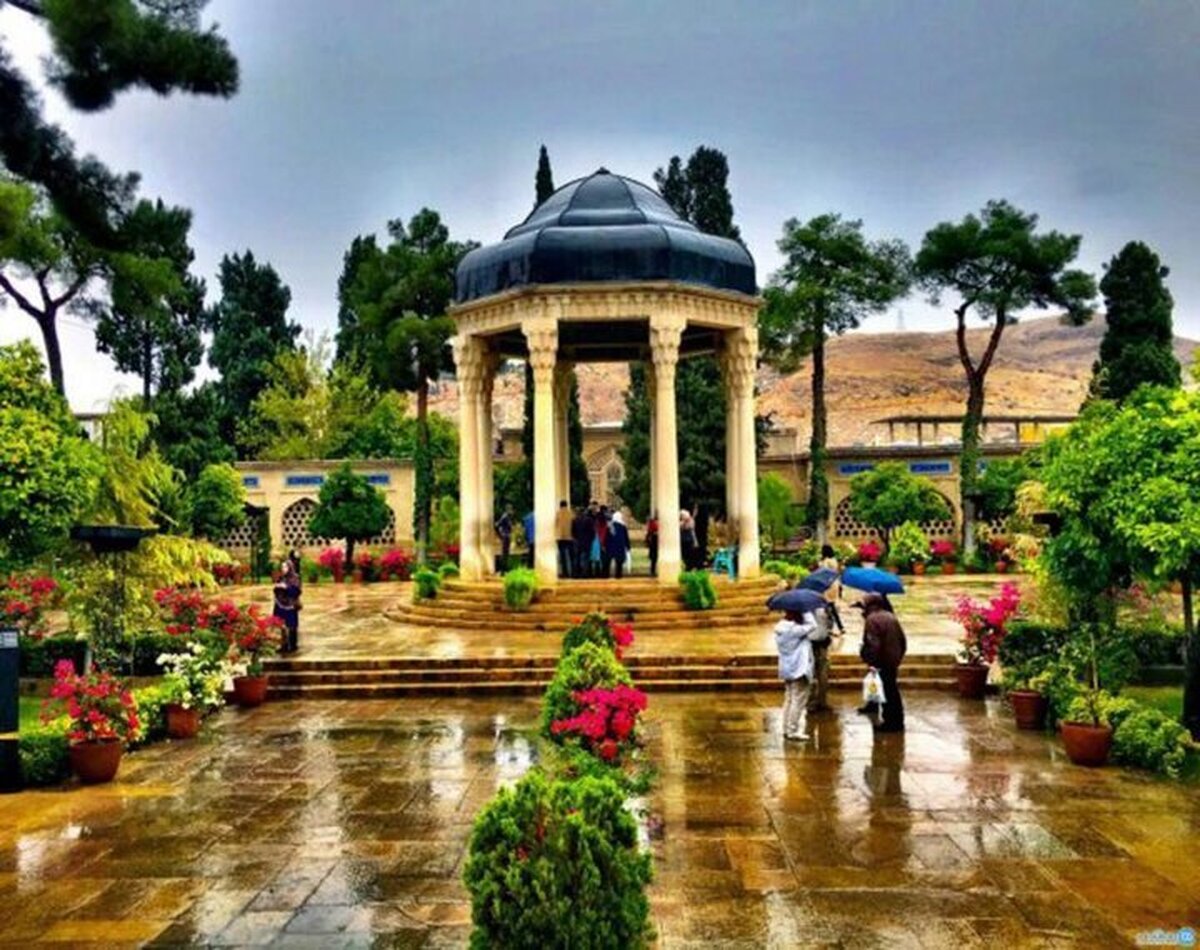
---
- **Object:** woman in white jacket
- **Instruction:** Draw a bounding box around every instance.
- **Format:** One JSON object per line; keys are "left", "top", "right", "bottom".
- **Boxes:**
{"left": 774, "top": 610, "right": 816, "bottom": 741}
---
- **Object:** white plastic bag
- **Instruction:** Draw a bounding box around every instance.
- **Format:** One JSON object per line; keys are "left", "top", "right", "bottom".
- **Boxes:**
{"left": 862, "top": 669, "right": 886, "bottom": 706}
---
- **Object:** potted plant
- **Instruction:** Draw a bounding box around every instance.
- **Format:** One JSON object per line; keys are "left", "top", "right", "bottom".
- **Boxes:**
{"left": 224, "top": 607, "right": 284, "bottom": 707}
{"left": 888, "top": 521, "right": 930, "bottom": 576}
{"left": 47, "top": 660, "right": 141, "bottom": 784}
{"left": 931, "top": 540, "right": 957, "bottom": 574}
{"left": 1000, "top": 662, "right": 1052, "bottom": 730}
{"left": 952, "top": 583, "right": 1021, "bottom": 699}
{"left": 1060, "top": 690, "right": 1115, "bottom": 767}
{"left": 857, "top": 540, "right": 882, "bottom": 569}
{"left": 158, "top": 643, "right": 228, "bottom": 738}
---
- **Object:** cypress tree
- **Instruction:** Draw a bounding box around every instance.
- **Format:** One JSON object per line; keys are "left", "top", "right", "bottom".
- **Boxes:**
{"left": 536, "top": 145, "right": 555, "bottom": 205}
{"left": 1090, "top": 241, "right": 1180, "bottom": 402}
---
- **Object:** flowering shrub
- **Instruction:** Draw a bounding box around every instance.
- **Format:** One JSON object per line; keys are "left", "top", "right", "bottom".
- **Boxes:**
{"left": 562, "top": 614, "right": 635, "bottom": 660}
{"left": 442, "top": 543, "right": 460, "bottom": 562}
{"left": 155, "top": 587, "right": 206, "bottom": 636}
{"left": 211, "top": 562, "right": 250, "bottom": 586}
{"left": 158, "top": 643, "right": 229, "bottom": 711}
{"left": 0, "top": 574, "right": 60, "bottom": 639}
{"left": 541, "top": 641, "right": 633, "bottom": 739}
{"left": 47, "top": 660, "right": 141, "bottom": 746}
{"left": 953, "top": 582, "right": 1021, "bottom": 666}
{"left": 379, "top": 548, "right": 413, "bottom": 581}
{"left": 930, "top": 539, "right": 957, "bottom": 563}
{"left": 857, "top": 540, "right": 882, "bottom": 563}
{"left": 218, "top": 605, "right": 283, "bottom": 676}
{"left": 318, "top": 546, "right": 346, "bottom": 580}
{"left": 550, "top": 685, "right": 648, "bottom": 763}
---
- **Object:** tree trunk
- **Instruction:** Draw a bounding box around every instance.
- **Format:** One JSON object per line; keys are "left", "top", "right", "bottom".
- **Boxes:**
{"left": 142, "top": 330, "right": 153, "bottom": 405}
{"left": 345, "top": 537, "right": 356, "bottom": 572}
{"left": 960, "top": 373, "right": 986, "bottom": 554}
{"left": 807, "top": 316, "right": 829, "bottom": 540}
{"left": 1182, "top": 575, "right": 1200, "bottom": 739}
{"left": 415, "top": 376, "right": 431, "bottom": 565}
{"left": 38, "top": 311, "right": 66, "bottom": 396}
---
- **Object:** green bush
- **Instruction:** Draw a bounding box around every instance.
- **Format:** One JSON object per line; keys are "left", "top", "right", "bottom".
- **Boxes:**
{"left": 541, "top": 641, "right": 632, "bottom": 738}
{"left": 131, "top": 684, "right": 171, "bottom": 746}
{"left": 1126, "top": 623, "right": 1186, "bottom": 667}
{"left": 19, "top": 720, "right": 70, "bottom": 786}
{"left": 413, "top": 568, "right": 441, "bottom": 601}
{"left": 888, "top": 520, "right": 929, "bottom": 569}
{"left": 999, "top": 621, "right": 1069, "bottom": 669}
{"left": 19, "top": 635, "right": 88, "bottom": 678}
{"left": 762, "top": 559, "right": 804, "bottom": 584}
{"left": 679, "top": 570, "right": 717, "bottom": 610}
{"left": 438, "top": 561, "right": 460, "bottom": 579}
{"left": 503, "top": 567, "right": 539, "bottom": 610}
{"left": 463, "top": 770, "right": 653, "bottom": 950}
{"left": 562, "top": 613, "right": 615, "bottom": 656}
{"left": 1112, "top": 705, "right": 1193, "bottom": 777}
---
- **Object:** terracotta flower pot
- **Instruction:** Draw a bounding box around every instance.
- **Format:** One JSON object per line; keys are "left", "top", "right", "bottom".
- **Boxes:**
{"left": 1061, "top": 721, "right": 1113, "bottom": 767}
{"left": 165, "top": 703, "right": 201, "bottom": 739}
{"left": 1009, "top": 690, "right": 1048, "bottom": 730}
{"left": 912, "top": 562, "right": 926, "bottom": 576}
{"left": 69, "top": 740, "right": 123, "bottom": 784}
{"left": 941, "top": 562, "right": 957, "bottom": 575}
{"left": 232, "top": 675, "right": 269, "bottom": 707}
{"left": 955, "top": 663, "right": 989, "bottom": 699}
{"left": 995, "top": 561, "right": 1009, "bottom": 574}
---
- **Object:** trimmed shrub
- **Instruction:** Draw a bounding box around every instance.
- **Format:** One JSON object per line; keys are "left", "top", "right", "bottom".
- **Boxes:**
{"left": 679, "top": 570, "right": 717, "bottom": 610}
{"left": 413, "top": 568, "right": 441, "bottom": 601}
{"left": 463, "top": 770, "right": 653, "bottom": 950}
{"left": 19, "top": 720, "right": 70, "bottom": 786}
{"left": 1112, "top": 705, "right": 1193, "bottom": 777}
{"left": 503, "top": 567, "right": 538, "bottom": 610}
{"left": 562, "top": 613, "right": 616, "bottom": 655}
{"left": 541, "top": 642, "right": 632, "bottom": 739}
{"left": 438, "top": 561, "right": 460, "bottom": 579}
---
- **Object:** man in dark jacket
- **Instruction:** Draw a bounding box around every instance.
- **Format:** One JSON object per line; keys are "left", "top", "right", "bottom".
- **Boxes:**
{"left": 857, "top": 593, "right": 907, "bottom": 733}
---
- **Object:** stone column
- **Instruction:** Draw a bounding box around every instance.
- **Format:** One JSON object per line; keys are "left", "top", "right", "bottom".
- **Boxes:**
{"left": 451, "top": 334, "right": 485, "bottom": 580}
{"left": 523, "top": 317, "right": 559, "bottom": 584}
{"left": 729, "top": 325, "right": 760, "bottom": 578}
{"left": 553, "top": 363, "right": 573, "bottom": 507}
{"left": 646, "top": 361, "right": 657, "bottom": 518}
{"left": 477, "top": 348, "right": 499, "bottom": 575}
{"left": 649, "top": 312, "right": 685, "bottom": 583}
{"left": 719, "top": 339, "right": 740, "bottom": 547}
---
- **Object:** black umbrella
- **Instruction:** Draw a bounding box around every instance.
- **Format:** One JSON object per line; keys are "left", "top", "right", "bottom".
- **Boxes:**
{"left": 799, "top": 567, "right": 839, "bottom": 593}
{"left": 766, "top": 588, "right": 828, "bottom": 615}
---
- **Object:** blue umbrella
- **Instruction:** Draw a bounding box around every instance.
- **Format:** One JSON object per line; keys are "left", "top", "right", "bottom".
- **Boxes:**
{"left": 841, "top": 566, "right": 905, "bottom": 596}
{"left": 799, "top": 567, "right": 839, "bottom": 593}
{"left": 766, "top": 588, "right": 828, "bottom": 614}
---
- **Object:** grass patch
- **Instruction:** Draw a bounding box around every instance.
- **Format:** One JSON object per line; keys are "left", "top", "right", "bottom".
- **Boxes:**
{"left": 19, "top": 696, "right": 63, "bottom": 729}
{"left": 1124, "top": 686, "right": 1183, "bottom": 720}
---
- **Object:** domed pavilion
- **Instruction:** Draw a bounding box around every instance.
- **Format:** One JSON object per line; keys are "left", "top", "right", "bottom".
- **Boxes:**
{"left": 450, "top": 169, "right": 763, "bottom": 584}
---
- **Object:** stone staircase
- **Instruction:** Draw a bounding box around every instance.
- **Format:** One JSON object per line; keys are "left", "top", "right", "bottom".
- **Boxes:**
{"left": 383, "top": 575, "right": 781, "bottom": 632}
{"left": 264, "top": 653, "right": 955, "bottom": 698}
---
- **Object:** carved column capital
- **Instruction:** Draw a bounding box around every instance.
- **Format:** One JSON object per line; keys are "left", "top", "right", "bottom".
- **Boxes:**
{"left": 649, "top": 312, "right": 685, "bottom": 376}
{"left": 452, "top": 334, "right": 486, "bottom": 398}
{"left": 726, "top": 325, "right": 758, "bottom": 397}
{"left": 522, "top": 317, "right": 559, "bottom": 387}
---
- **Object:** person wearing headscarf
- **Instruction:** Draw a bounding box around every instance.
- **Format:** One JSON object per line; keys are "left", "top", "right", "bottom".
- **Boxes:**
{"left": 605, "top": 510, "right": 632, "bottom": 579}
{"left": 272, "top": 558, "right": 303, "bottom": 654}
{"left": 774, "top": 609, "right": 816, "bottom": 741}
{"left": 857, "top": 592, "right": 907, "bottom": 733}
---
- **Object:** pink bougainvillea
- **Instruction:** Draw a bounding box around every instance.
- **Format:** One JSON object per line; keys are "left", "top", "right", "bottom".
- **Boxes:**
{"left": 550, "top": 684, "right": 648, "bottom": 763}
{"left": 953, "top": 582, "right": 1021, "bottom": 666}
{"left": 48, "top": 660, "right": 141, "bottom": 746}
{"left": 1, "top": 574, "right": 60, "bottom": 639}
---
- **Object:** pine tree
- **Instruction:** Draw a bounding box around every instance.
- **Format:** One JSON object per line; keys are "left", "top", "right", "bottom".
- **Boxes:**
{"left": 535, "top": 145, "right": 555, "bottom": 205}
{"left": 1090, "top": 241, "right": 1180, "bottom": 402}
{"left": 333, "top": 234, "right": 379, "bottom": 369}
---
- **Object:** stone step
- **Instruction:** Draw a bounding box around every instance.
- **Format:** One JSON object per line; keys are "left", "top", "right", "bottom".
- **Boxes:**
{"left": 385, "top": 609, "right": 773, "bottom": 631}
{"left": 265, "top": 653, "right": 949, "bottom": 672}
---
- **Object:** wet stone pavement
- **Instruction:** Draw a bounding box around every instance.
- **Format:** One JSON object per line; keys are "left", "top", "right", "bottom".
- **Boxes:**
{"left": 4, "top": 693, "right": 1199, "bottom": 948}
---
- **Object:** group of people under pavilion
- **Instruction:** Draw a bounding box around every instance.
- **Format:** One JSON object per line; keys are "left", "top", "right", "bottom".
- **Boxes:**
{"left": 448, "top": 169, "right": 765, "bottom": 586}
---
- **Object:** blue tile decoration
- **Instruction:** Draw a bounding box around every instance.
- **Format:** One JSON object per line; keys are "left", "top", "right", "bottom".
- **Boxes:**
{"left": 909, "top": 461, "right": 952, "bottom": 475}
{"left": 837, "top": 462, "right": 874, "bottom": 476}
{"left": 285, "top": 474, "right": 325, "bottom": 487}
{"left": 366, "top": 474, "right": 390, "bottom": 486}
{"left": 241, "top": 476, "right": 260, "bottom": 488}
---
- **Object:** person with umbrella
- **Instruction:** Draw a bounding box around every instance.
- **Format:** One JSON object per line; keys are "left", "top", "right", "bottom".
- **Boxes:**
{"left": 774, "top": 608, "right": 816, "bottom": 742}
{"left": 855, "top": 592, "right": 907, "bottom": 734}
{"left": 819, "top": 544, "right": 847, "bottom": 635}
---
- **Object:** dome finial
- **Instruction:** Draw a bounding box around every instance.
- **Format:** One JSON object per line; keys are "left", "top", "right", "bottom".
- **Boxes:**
{"left": 595, "top": 166, "right": 610, "bottom": 175}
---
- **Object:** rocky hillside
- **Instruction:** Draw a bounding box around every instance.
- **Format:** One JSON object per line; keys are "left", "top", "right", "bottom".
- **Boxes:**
{"left": 429, "top": 316, "right": 1196, "bottom": 448}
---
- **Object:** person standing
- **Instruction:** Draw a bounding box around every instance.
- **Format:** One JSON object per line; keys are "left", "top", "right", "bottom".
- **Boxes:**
{"left": 774, "top": 609, "right": 815, "bottom": 741}
{"left": 680, "top": 508, "right": 699, "bottom": 569}
{"left": 806, "top": 605, "right": 834, "bottom": 714}
{"left": 606, "top": 511, "right": 631, "bottom": 580}
{"left": 495, "top": 505, "right": 514, "bottom": 572}
{"left": 572, "top": 505, "right": 594, "bottom": 578}
{"left": 820, "top": 543, "right": 847, "bottom": 636}
{"left": 645, "top": 511, "right": 659, "bottom": 577}
{"left": 555, "top": 500, "right": 574, "bottom": 578}
{"left": 595, "top": 505, "right": 611, "bottom": 577}
{"left": 857, "top": 593, "right": 907, "bottom": 734}
{"left": 273, "top": 559, "right": 302, "bottom": 654}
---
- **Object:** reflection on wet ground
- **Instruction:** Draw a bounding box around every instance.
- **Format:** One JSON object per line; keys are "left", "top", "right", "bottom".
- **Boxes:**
{"left": 235, "top": 575, "right": 1025, "bottom": 660}
{"left": 3, "top": 692, "right": 1197, "bottom": 947}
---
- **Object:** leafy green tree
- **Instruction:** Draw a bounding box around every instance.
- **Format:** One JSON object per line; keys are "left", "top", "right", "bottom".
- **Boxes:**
{"left": 535, "top": 144, "right": 555, "bottom": 204}
{"left": 757, "top": 474, "right": 802, "bottom": 547}
{"left": 343, "top": 209, "right": 476, "bottom": 561}
{"left": 975, "top": 456, "right": 1031, "bottom": 523}
{"left": 87, "top": 397, "right": 179, "bottom": 529}
{"left": 308, "top": 462, "right": 391, "bottom": 565}
{"left": 914, "top": 200, "right": 1096, "bottom": 551}
{"left": 205, "top": 250, "right": 299, "bottom": 453}
{"left": 0, "top": 341, "right": 100, "bottom": 567}
{"left": 1037, "top": 388, "right": 1200, "bottom": 736}
{"left": 0, "top": 0, "right": 236, "bottom": 247}
{"left": 187, "top": 462, "right": 245, "bottom": 540}
{"left": 149, "top": 383, "right": 233, "bottom": 480}
{"left": 1089, "top": 241, "right": 1180, "bottom": 402}
{"left": 0, "top": 182, "right": 106, "bottom": 392}
{"left": 762, "top": 215, "right": 911, "bottom": 541}
{"left": 848, "top": 462, "right": 951, "bottom": 550}
{"left": 333, "top": 233, "right": 378, "bottom": 370}
{"left": 94, "top": 198, "right": 205, "bottom": 402}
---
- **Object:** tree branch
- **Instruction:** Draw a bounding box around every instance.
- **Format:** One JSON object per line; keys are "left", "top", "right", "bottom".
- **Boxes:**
{"left": 51, "top": 272, "right": 89, "bottom": 309}
{"left": 954, "top": 300, "right": 975, "bottom": 378}
{"left": 0, "top": 270, "right": 47, "bottom": 320}
{"left": 976, "top": 306, "right": 1009, "bottom": 378}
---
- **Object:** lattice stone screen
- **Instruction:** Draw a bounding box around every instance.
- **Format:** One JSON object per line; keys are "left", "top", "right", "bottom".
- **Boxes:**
{"left": 831, "top": 494, "right": 957, "bottom": 543}
{"left": 220, "top": 518, "right": 256, "bottom": 552}
{"left": 281, "top": 497, "right": 396, "bottom": 550}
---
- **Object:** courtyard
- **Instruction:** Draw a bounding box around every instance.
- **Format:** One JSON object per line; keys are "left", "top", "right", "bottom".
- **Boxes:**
{"left": 3, "top": 692, "right": 1196, "bottom": 948}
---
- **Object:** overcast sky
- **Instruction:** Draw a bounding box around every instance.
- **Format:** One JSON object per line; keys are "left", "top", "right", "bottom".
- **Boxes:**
{"left": 2, "top": 0, "right": 1198, "bottom": 409}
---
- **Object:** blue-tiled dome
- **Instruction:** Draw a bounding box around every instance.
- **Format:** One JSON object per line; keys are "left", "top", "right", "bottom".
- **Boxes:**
{"left": 454, "top": 169, "right": 756, "bottom": 303}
